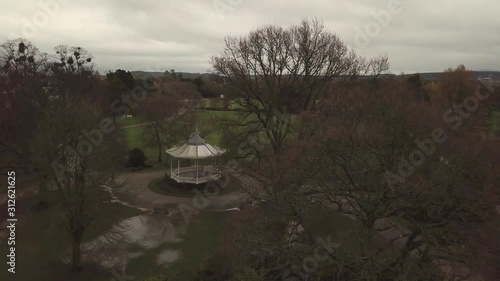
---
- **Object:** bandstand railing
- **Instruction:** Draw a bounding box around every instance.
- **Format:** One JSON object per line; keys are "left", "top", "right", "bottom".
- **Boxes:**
{"left": 170, "top": 165, "right": 222, "bottom": 184}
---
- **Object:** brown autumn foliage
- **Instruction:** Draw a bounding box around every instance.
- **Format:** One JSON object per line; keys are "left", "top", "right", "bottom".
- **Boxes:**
{"left": 209, "top": 74, "right": 499, "bottom": 280}
{"left": 437, "top": 65, "right": 478, "bottom": 106}
{"left": 158, "top": 80, "right": 201, "bottom": 101}
{"left": 429, "top": 66, "right": 500, "bottom": 280}
{"left": 432, "top": 65, "right": 493, "bottom": 140}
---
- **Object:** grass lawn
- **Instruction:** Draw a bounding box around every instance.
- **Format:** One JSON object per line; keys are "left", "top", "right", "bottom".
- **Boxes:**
{"left": 147, "top": 175, "right": 242, "bottom": 198}
{"left": 192, "top": 98, "right": 244, "bottom": 110}
{"left": 117, "top": 115, "right": 145, "bottom": 127}
{"left": 195, "top": 110, "right": 242, "bottom": 145}
{"left": 120, "top": 109, "right": 298, "bottom": 170}
{"left": 120, "top": 110, "right": 241, "bottom": 169}
{"left": 0, "top": 194, "right": 142, "bottom": 281}
{"left": 121, "top": 109, "right": 294, "bottom": 152}
{"left": 489, "top": 109, "right": 500, "bottom": 139}
{"left": 0, "top": 190, "right": 228, "bottom": 281}
{"left": 122, "top": 125, "right": 162, "bottom": 167}
{"left": 125, "top": 211, "right": 229, "bottom": 280}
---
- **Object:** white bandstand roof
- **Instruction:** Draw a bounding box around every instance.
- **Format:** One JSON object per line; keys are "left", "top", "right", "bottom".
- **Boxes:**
{"left": 166, "top": 132, "right": 225, "bottom": 159}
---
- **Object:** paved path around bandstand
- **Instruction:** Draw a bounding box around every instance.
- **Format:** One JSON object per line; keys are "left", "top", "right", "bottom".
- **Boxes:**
{"left": 114, "top": 169, "right": 249, "bottom": 211}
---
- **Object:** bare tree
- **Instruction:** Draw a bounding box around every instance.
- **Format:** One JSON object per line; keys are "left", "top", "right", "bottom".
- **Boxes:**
{"left": 49, "top": 45, "right": 102, "bottom": 101}
{"left": 226, "top": 77, "right": 498, "bottom": 280}
{"left": 0, "top": 39, "right": 49, "bottom": 174}
{"left": 52, "top": 45, "right": 94, "bottom": 74}
{"left": 211, "top": 19, "right": 389, "bottom": 154}
{"left": 141, "top": 94, "right": 182, "bottom": 162}
{"left": 32, "top": 96, "right": 125, "bottom": 271}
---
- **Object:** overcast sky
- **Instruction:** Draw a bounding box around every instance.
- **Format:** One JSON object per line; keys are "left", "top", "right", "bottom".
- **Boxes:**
{"left": 1, "top": 0, "right": 499, "bottom": 74}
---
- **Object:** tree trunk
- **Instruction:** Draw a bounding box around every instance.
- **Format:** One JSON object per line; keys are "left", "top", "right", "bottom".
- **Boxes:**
{"left": 158, "top": 145, "right": 162, "bottom": 163}
{"left": 37, "top": 174, "right": 48, "bottom": 207}
{"left": 155, "top": 126, "right": 162, "bottom": 163}
{"left": 71, "top": 240, "right": 82, "bottom": 272}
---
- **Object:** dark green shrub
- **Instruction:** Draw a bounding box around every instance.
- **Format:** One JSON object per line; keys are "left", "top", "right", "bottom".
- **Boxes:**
{"left": 127, "top": 147, "right": 147, "bottom": 167}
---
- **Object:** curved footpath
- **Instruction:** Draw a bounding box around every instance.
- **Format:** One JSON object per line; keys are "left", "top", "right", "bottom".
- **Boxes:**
{"left": 114, "top": 169, "right": 248, "bottom": 211}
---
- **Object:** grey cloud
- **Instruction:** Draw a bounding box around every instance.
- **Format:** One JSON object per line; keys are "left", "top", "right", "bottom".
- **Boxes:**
{"left": 0, "top": 0, "right": 498, "bottom": 74}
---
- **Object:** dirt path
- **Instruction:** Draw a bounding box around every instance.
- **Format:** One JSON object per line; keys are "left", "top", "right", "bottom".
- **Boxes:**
{"left": 120, "top": 122, "right": 150, "bottom": 129}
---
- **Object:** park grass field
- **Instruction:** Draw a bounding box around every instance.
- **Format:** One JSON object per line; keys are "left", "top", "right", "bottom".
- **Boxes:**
{"left": 120, "top": 110, "right": 241, "bottom": 167}
{"left": 195, "top": 110, "right": 244, "bottom": 144}
{"left": 120, "top": 109, "right": 301, "bottom": 169}
{"left": 0, "top": 193, "right": 142, "bottom": 281}
{"left": 0, "top": 190, "right": 231, "bottom": 281}
{"left": 188, "top": 98, "right": 245, "bottom": 110}
{"left": 125, "top": 208, "right": 370, "bottom": 280}
{"left": 122, "top": 124, "right": 159, "bottom": 166}
{"left": 124, "top": 211, "right": 229, "bottom": 280}
{"left": 490, "top": 109, "right": 500, "bottom": 139}
{"left": 0, "top": 192, "right": 384, "bottom": 281}
{"left": 117, "top": 115, "right": 145, "bottom": 127}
